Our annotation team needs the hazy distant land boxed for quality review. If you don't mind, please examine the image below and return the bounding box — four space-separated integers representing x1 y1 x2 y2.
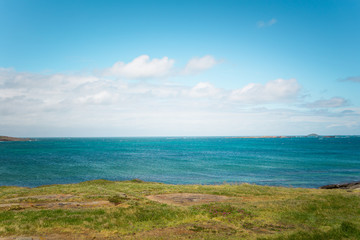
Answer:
0 134 341 141
0 136 30 141
227 134 336 138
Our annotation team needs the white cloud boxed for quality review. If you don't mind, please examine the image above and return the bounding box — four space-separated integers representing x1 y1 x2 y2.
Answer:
183 55 218 75
104 55 175 79
304 97 348 108
229 78 301 103
257 18 277 28
104 55 219 79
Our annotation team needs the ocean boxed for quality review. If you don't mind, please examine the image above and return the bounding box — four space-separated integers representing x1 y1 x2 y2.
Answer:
0 137 359 188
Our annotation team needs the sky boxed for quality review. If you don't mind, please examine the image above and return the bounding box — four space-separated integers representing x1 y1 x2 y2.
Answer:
0 0 360 137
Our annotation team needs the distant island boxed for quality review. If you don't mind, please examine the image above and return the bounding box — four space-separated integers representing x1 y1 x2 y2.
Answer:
226 134 337 139
0 136 31 141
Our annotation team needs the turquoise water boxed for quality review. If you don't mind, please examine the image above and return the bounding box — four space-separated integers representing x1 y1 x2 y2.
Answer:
1 137 359 188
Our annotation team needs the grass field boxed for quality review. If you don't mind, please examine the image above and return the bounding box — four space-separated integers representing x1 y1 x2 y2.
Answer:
0 179 360 239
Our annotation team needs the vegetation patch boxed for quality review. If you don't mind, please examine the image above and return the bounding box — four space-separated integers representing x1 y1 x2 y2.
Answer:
260 221 360 240
108 195 128 205
0 180 359 239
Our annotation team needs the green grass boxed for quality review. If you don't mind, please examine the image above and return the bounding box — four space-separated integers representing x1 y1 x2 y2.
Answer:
0 180 359 239
260 222 360 240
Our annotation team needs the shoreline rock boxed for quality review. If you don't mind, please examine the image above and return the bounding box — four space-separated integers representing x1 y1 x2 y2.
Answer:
320 181 360 189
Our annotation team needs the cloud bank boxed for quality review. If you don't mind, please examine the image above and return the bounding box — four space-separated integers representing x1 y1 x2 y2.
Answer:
305 97 348 108
0 56 357 136
229 78 300 103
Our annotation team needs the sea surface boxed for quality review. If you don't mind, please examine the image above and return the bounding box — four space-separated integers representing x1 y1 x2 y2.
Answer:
1 137 359 188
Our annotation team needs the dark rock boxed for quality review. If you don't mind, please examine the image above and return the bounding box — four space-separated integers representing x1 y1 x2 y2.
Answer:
320 181 360 189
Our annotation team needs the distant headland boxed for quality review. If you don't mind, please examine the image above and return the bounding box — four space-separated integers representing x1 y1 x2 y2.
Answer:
226 134 337 139
0 136 31 141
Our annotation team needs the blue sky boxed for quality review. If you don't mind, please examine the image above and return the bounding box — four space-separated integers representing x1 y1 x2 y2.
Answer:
0 0 359 136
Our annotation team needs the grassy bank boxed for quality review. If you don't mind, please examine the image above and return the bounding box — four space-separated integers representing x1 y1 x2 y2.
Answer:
0 179 360 239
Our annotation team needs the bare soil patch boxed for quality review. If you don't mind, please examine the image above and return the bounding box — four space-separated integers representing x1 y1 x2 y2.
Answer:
3 194 76 202
0 200 112 210
146 193 229 206
0 233 117 240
